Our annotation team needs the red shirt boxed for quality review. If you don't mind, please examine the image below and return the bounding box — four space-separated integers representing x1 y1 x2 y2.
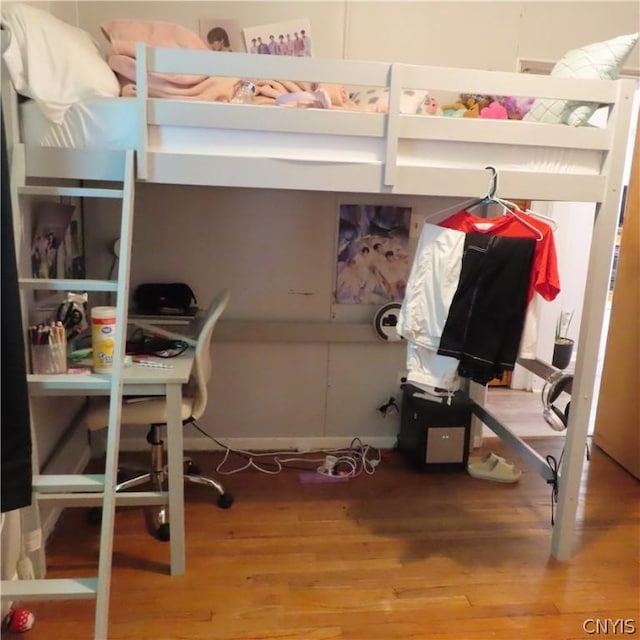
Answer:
439 209 560 303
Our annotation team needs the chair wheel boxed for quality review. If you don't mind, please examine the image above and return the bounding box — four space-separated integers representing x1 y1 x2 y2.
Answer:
217 493 234 509
87 507 102 525
185 461 201 475
155 523 170 542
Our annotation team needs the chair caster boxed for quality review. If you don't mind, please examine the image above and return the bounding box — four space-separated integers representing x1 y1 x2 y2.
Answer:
217 493 234 509
155 523 171 542
184 461 201 475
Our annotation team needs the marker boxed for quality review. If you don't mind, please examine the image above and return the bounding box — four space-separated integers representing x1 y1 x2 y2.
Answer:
132 359 173 369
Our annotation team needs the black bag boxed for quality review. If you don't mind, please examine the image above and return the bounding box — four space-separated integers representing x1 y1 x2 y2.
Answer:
125 332 189 358
133 283 197 315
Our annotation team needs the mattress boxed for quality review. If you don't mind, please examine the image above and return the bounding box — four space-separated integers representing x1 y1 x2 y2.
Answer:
20 97 137 149
20 97 602 175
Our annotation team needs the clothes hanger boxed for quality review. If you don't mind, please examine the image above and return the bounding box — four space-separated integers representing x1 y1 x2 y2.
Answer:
423 197 477 222
522 207 558 231
478 167 557 231
420 167 551 237
476 167 544 241
424 166 503 221
492 196 556 234
463 166 500 213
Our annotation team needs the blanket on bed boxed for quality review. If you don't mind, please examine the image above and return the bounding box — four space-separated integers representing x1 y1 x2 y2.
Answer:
101 18 356 109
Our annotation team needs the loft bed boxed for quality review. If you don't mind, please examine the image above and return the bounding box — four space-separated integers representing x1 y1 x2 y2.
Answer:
2 35 636 563
8 45 630 199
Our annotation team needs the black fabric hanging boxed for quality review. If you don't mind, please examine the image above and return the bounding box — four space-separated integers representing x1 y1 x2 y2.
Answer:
1 110 33 512
437 232 536 385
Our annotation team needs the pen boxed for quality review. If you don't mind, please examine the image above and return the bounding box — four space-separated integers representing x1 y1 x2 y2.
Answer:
132 359 173 369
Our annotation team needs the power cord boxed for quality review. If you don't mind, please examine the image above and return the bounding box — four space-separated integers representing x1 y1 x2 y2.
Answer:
546 447 564 526
190 422 382 477
378 397 399 417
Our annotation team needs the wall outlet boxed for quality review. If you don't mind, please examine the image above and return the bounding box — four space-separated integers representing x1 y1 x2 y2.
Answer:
396 371 407 387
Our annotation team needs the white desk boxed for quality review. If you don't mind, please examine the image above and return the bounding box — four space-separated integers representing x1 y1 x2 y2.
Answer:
28 351 195 576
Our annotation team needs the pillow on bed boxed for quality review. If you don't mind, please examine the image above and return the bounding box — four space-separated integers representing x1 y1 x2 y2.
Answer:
349 87 429 114
524 33 639 126
1 3 120 124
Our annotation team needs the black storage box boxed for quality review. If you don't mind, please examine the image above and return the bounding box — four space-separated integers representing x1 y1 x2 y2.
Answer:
398 385 473 472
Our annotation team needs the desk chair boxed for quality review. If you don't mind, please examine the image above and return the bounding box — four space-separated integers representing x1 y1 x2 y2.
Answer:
85 289 233 541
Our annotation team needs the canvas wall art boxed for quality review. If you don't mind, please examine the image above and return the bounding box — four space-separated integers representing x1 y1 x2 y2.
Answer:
243 18 312 57
199 18 244 52
335 204 411 305
31 199 84 282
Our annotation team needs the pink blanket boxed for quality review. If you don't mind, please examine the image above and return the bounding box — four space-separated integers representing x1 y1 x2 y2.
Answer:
109 54 240 101
101 18 208 58
110 51 356 108
102 18 358 109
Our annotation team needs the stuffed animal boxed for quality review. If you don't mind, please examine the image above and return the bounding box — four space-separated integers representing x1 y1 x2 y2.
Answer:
501 95 535 120
441 98 467 117
419 97 443 116
443 94 492 118
463 97 480 117
480 101 508 119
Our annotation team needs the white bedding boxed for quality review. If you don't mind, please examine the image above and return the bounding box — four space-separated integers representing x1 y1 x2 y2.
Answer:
20 96 601 175
20 97 137 149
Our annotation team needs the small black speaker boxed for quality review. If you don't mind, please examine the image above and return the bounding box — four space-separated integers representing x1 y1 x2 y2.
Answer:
398 385 473 472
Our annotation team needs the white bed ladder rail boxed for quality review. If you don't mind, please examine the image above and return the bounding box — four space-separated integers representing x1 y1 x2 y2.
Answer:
0 144 136 640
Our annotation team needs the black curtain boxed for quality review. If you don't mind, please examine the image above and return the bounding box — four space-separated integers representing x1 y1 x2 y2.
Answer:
1 110 33 512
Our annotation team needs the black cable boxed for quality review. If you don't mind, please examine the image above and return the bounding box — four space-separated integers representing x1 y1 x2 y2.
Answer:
546 447 565 526
378 396 399 416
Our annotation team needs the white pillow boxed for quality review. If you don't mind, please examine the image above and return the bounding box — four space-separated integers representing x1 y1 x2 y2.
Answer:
1 3 120 123
349 86 429 114
524 33 639 126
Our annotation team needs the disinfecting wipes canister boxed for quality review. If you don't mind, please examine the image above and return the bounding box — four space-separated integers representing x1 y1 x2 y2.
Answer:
91 306 117 373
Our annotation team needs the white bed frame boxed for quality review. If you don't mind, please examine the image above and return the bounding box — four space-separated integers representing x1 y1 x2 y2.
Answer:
3 44 636 562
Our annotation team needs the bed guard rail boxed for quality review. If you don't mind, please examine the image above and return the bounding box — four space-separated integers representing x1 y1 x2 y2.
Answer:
134 43 634 199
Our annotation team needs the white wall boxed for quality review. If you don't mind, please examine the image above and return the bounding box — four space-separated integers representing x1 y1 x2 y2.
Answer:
23 1 640 450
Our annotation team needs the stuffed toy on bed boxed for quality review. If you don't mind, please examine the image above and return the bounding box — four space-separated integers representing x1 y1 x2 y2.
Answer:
442 93 534 120
418 97 443 116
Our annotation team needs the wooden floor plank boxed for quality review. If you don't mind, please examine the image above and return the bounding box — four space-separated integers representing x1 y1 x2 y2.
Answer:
13 437 639 640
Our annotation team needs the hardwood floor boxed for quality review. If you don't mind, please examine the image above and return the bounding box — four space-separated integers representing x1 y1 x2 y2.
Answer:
485 387 565 439
18 437 639 640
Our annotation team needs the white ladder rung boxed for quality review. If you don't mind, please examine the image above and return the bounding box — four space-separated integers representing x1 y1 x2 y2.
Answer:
18 278 118 292
27 374 111 394
0 578 98 601
33 474 105 493
18 185 124 199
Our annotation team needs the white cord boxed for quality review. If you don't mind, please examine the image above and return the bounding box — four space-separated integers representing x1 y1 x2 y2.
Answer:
191 423 382 477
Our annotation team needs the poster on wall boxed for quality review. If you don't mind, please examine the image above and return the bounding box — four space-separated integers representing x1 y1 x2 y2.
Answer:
198 18 244 52
31 200 85 299
334 204 412 305
243 18 312 56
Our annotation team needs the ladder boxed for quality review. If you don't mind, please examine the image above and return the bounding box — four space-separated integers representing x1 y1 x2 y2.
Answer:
0 143 136 640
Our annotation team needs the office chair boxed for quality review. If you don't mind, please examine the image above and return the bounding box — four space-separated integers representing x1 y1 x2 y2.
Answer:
84 289 233 541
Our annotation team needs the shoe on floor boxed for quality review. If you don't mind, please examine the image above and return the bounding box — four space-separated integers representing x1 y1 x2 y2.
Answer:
467 452 522 483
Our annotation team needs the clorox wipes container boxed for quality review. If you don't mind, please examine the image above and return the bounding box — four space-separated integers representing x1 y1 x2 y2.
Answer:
91 306 117 373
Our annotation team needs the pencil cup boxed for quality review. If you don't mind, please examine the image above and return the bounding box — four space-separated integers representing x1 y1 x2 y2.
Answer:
91 306 117 373
30 343 67 375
